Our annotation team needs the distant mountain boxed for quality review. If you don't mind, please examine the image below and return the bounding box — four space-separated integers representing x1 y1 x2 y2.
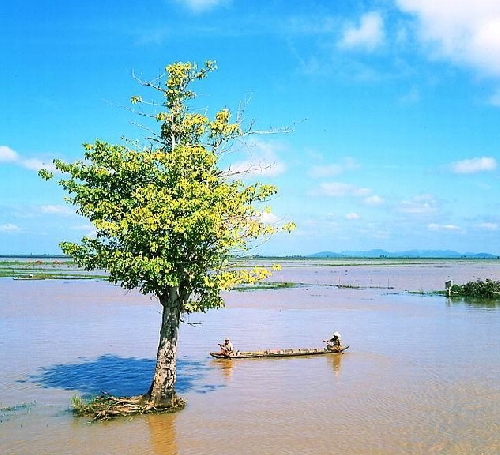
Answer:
310 250 499 259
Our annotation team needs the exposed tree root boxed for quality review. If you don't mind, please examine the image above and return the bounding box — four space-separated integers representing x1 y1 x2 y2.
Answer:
72 392 186 421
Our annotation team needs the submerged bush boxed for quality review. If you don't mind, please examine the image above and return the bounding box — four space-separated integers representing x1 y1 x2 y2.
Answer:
451 279 500 299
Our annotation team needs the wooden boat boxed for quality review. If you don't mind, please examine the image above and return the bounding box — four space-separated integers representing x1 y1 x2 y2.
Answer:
210 345 349 359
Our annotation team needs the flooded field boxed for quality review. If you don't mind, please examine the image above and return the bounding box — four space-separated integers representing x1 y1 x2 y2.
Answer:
1 259 500 454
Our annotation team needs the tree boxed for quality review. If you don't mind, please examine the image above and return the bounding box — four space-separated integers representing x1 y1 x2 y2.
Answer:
40 61 294 414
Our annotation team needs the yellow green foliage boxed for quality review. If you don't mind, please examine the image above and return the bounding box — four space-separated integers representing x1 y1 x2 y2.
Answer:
40 61 294 313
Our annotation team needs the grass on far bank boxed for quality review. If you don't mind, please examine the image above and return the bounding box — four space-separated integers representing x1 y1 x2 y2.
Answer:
0 259 107 280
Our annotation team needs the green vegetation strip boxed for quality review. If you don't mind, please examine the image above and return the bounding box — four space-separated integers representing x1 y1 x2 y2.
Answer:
411 279 500 302
235 281 300 291
0 402 36 422
0 260 107 280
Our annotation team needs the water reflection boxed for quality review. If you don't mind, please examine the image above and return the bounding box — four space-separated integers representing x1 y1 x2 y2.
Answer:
447 296 500 309
327 353 343 377
210 352 345 380
210 359 234 381
147 413 178 455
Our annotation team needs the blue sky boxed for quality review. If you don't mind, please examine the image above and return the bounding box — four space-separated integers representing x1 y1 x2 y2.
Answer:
1 0 500 256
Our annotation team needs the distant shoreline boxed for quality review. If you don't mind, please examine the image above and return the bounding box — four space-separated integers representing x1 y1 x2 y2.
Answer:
1 254 499 261
0 255 69 259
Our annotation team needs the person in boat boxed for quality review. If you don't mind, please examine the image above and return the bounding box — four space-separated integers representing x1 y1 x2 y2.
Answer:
218 338 235 357
323 331 342 349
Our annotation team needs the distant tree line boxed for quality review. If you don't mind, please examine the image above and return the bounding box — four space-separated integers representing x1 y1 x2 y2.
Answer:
451 279 500 298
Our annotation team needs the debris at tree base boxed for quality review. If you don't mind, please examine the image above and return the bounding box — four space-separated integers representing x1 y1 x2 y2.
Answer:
72 393 186 420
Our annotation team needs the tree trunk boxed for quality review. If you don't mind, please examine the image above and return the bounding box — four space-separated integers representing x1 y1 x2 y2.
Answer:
144 287 182 408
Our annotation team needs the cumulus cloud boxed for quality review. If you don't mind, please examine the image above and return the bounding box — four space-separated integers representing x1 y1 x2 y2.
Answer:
68 223 97 238
396 0 500 77
176 0 228 13
399 194 438 215
476 222 498 231
363 195 384 205
345 212 359 220
260 212 280 225
71 224 94 231
0 223 20 232
309 157 358 177
316 182 371 197
22 158 53 172
489 89 500 106
227 139 287 178
314 182 384 209
286 15 339 35
229 160 285 177
450 156 497 173
399 86 421 104
0 146 19 162
0 145 55 172
40 205 75 216
427 223 461 232
339 11 385 51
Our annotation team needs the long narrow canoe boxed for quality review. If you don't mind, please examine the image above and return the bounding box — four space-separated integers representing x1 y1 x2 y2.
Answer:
210 345 349 359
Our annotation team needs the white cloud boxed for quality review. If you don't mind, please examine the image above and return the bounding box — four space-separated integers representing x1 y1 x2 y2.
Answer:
399 86 420 104
489 88 500 106
0 145 55 172
22 158 53 172
427 223 461 232
399 194 438 215
228 139 287 178
345 212 359 220
0 146 19 162
229 160 285 177
396 0 500 77
363 195 384 205
71 224 94 231
339 11 385 51
70 224 97 238
309 157 358 177
260 212 280 225
286 15 338 35
450 156 497 173
476 222 498 231
0 223 20 232
176 0 228 13
316 182 371 197
41 205 75 216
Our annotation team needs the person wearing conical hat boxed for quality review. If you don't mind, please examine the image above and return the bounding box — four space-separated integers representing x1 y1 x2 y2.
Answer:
323 331 341 348
218 337 234 357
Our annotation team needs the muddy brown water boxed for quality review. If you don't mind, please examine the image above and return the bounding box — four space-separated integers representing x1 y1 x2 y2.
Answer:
1 259 500 454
